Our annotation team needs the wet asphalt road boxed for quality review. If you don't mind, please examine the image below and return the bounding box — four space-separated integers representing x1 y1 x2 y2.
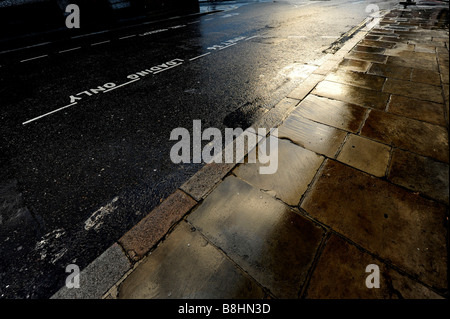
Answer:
0 0 398 298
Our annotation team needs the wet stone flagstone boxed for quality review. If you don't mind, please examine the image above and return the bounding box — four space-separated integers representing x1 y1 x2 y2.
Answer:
383 78 443 104
410 68 442 86
292 94 367 132
337 134 391 177
360 109 448 163
360 39 396 49
337 59 371 72
347 52 388 63
387 95 446 126
118 222 265 299
313 81 390 110
325 70 386 91
386 55 439 72
388 149 449 204
277 113 347 158
233 138 324 206
188 176 325 298
368 63 412 80
301 160 448 290
353 45 386 54
306 235 443 299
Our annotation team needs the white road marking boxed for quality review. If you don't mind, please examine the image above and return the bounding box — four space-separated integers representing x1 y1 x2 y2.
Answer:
205 18 214 21
91 40 110 46
119 34 136 40
20 54 48 63
153 63 183 74
22 102 78 125
0 42 51 55
187 20 200 24
71 30 109 39
102 79 140 93
245 35 260 41
84 197 119 231
189 52 211 61
218 42 237 50
59 47 81 53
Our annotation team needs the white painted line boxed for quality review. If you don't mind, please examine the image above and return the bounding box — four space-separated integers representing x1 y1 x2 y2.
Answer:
22 102 77 125
20 55 48 63
103 79 140 93
153 63 183 74
71 30 109 39
0 42 52 55
91 40 110 46
119 34 136 40
205 18 214 21
218 43 237 50
187 20 200 24
245 35 260 41
189 52 211 61
59 47 82 53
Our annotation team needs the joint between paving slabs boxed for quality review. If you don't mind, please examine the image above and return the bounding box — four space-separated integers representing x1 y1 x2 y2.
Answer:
184 219 276 299
298 231 332 299
294 207 449 298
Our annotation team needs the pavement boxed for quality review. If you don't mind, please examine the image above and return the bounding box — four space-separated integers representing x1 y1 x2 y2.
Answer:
49 2 449 299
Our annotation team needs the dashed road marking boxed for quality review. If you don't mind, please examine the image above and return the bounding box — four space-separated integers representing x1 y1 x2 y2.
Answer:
189 52 211 61
71 30 109 39
119 34 137 40
218 42 237 50
22 102 78 125
20 55 48 63
0 42 51 55
245 35 260 41
59 47 82 53
91 40 110 46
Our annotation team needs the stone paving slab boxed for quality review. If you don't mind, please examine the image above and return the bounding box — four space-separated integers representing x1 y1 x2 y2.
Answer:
387 95 446 126
410 68 441 86
388 149 449 204
367 62 412 80
360 109 449 163
313 80 390 109
290 94 368 133
188 176 325 298
385 55 439 72
277 113 347 158
301 160 447 290
337 58 371 72
336 134 391 177
383 78 444 104
233 138 324 206
305 235 443 299
118 222 266 299
325 69 386 91
347 51 389 63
